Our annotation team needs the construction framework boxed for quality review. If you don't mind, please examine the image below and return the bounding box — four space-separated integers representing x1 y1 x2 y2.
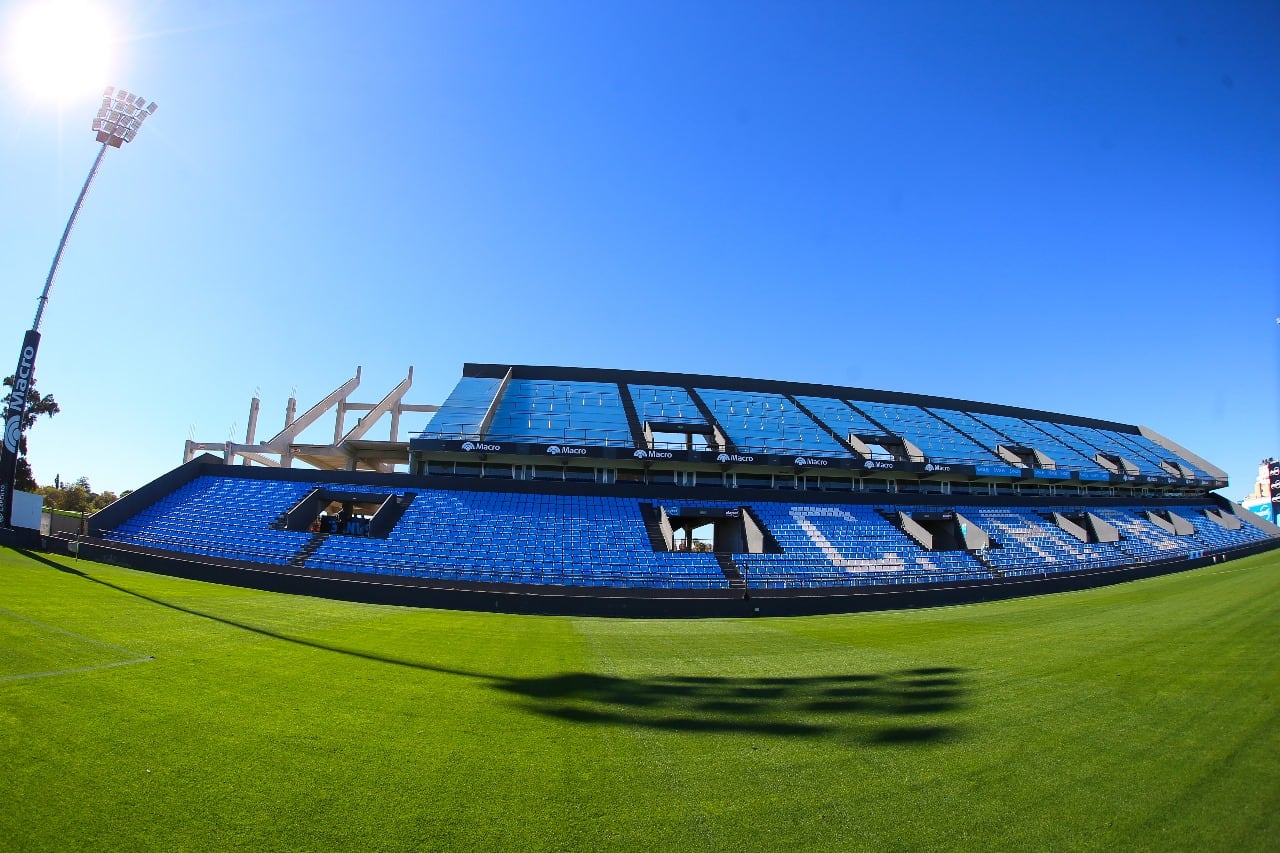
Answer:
184 367 438 473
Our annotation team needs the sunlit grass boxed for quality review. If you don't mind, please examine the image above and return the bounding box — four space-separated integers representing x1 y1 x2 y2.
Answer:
1 546 1277 849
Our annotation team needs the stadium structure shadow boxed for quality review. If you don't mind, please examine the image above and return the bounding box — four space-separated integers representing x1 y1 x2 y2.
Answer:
490 667 968 744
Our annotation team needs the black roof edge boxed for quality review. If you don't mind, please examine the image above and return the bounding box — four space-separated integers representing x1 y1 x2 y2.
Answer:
461 363 1140 433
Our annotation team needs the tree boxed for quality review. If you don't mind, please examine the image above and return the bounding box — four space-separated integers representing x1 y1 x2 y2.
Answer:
39 478 128 514
2 375 60 491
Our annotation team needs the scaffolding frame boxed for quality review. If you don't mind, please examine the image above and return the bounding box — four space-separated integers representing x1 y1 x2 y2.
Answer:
184 367 438 473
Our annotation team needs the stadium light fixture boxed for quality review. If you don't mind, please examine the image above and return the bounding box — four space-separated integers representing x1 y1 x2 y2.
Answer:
0 86 158 528
92 86 158 150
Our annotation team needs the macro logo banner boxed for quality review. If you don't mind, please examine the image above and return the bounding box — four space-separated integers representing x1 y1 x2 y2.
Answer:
1270 460 1280 518
0 330 41 527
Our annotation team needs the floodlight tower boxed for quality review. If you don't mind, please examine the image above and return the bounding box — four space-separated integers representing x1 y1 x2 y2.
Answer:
0 87 158 527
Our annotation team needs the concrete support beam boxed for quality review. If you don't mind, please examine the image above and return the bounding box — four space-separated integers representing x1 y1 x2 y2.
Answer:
1145 510 1178 535
1204 507 1242 531
955 513 990 550
1053 512 1090 543
1085 513 1121 543
342 368 413 442
898 511 934 550
997 445 1027 467
263 368 362 449
186 367 437 473
1220 498 1280 536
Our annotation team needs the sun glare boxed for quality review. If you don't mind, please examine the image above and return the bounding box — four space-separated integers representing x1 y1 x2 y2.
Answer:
7 0 115 101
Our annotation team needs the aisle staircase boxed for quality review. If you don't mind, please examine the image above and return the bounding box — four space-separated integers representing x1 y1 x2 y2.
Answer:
290 533 329 568
715 553 747 591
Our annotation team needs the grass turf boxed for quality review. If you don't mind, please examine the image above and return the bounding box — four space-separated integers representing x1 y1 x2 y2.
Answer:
0 545 1277 850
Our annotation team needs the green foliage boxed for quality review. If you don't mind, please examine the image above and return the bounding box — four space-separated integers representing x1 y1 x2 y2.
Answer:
0 548 1278 849
36 478 127 514
2 375 59 489
14 458 36 493
1 375 59 458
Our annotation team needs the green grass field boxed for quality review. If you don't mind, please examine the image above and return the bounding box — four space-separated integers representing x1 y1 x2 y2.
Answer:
1 546 1277 851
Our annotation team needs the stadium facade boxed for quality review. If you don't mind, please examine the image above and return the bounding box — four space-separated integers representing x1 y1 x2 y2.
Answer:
76 363 1280 617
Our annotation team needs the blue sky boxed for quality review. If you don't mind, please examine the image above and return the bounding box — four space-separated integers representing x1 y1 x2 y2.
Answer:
0 0 1276 497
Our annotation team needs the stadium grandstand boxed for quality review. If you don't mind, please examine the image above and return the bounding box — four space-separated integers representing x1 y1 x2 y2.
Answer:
68 363 1280 617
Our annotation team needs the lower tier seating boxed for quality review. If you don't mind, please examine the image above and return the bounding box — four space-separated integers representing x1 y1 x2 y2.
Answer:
99 475 1275 591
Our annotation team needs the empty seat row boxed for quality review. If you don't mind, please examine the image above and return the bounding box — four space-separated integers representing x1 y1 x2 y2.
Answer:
100 475 1273 591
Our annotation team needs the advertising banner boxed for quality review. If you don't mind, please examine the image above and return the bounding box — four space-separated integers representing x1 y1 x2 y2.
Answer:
664 506 743 519
0 330 41 527
409 439 1204 489
410 438 988 480
1270 460 1280 518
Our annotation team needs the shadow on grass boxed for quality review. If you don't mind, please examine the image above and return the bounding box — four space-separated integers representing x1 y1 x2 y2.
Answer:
19 548 969 745
489 668 969 743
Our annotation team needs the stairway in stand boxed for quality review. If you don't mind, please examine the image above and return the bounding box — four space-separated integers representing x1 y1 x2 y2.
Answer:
290 533 329 568
715 553 748 591
970 549 1005 577
637 503 669 551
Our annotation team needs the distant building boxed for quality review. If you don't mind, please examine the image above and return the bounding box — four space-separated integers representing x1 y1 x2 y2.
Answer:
1240 458 1280 524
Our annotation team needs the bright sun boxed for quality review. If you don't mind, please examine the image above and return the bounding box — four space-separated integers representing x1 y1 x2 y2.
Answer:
7 0 115 101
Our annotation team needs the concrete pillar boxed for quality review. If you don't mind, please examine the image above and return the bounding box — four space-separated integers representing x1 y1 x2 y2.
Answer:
1085 513 1121 543
898 512 934 549
244 397 260 466
955 513 990 549
1053 512 1090 543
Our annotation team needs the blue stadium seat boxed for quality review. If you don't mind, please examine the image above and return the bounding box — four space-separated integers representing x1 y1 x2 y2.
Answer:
99 475 1273 592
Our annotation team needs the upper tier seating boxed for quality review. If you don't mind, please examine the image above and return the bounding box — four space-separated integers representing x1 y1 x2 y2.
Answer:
966 412 1105 475
1071 427 1211 480
696 390 851 458
792 395 889 444
415 376 502 440
630 385 708 427
1057 425 1168 477
1115 433 1210 479
484 379 634 447
850 401 1004 466
414 372 1213 483
1027 420 1125 476
926 409 1017 464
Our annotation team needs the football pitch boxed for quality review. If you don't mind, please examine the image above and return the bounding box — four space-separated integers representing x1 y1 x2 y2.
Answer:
1 546 1277 850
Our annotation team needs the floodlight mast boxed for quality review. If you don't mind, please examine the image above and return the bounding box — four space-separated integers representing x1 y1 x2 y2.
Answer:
0 87 158 528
